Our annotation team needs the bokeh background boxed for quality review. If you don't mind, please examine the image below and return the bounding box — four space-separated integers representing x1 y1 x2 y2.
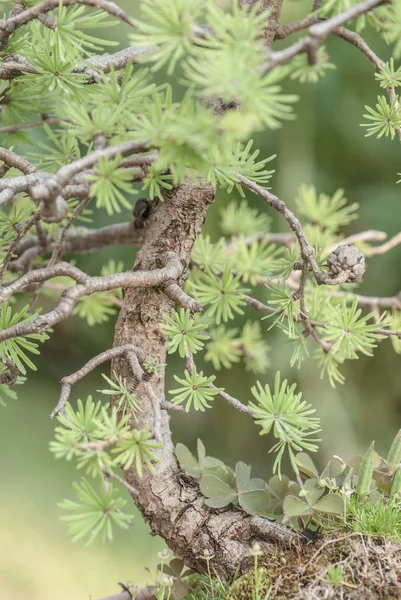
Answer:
1 0 401 598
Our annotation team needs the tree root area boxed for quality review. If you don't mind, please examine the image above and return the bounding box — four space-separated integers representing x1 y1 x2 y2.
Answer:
227 533 401 599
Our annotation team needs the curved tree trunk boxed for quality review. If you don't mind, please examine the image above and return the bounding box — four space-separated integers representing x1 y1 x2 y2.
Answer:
111 181 297 579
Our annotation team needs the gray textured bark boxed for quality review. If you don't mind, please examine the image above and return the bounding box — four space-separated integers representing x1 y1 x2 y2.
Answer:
111 180 297 579
240 0 284 46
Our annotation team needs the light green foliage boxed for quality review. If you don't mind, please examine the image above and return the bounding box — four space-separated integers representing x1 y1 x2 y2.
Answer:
323 298 390 359
294 184 358 232
189 266 247 324
290 47 336 84
59 478 133 545
205 142 276 197
130 0 203 74
23 24 87 94
73 293 117 326
191 235 227 274
161 308 209 358
220 200 271 237
54 396 102 446
315 350 345 388
375 0 401 59
141 165 174 201
241 321 270 374
375 58 401 89
228 238 280 285
169 367 223 411
73 259 124 325
267 246 301 280
114 426 162 476
86 154 137 215
264 281 300 337
361 96 401 140
286 327 310 369
204 326 242 370
203 321 269 372
390 309 401 353
0 304 49 374
94 63 155 116
28 125 82 172
249 373 321 475
181 3 298 130
98 373 141 418
54 4 119 58
50 397 162 539
51 397 160 478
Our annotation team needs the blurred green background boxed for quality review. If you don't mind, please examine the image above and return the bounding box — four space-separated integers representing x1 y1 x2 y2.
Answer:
1 0 401 598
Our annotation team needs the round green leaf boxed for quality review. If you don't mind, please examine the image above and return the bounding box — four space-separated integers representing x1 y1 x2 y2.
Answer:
200 474 237 502
176 443 201 479
239 490 274 516
283 495 312 518
296 452 318 478
313 494 344 515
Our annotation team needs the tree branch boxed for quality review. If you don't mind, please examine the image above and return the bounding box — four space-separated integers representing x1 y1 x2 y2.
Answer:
11 221 143 271
0 117 62 135
0 253 183 344
0 0 133 48
30 140 149 213
0 147 37 174
0 211 41 282
237 173 347 286
264 0 386 71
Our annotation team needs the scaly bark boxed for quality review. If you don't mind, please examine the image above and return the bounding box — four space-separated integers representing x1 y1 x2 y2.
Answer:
240 0 284 46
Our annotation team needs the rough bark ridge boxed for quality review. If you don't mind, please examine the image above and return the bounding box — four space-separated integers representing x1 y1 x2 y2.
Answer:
112 181 296 579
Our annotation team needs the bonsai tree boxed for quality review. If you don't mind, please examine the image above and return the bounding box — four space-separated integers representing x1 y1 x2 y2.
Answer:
1 0 401 598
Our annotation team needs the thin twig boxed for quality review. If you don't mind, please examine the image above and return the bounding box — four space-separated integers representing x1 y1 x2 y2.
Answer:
0 211 40 282
162 281 203 313
0 117 63 134
28 197 92 310
367 232 401 256
50 344 145 418
264 0 386 72
102 468 139 498
13 221 142 267
213 386 254 417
